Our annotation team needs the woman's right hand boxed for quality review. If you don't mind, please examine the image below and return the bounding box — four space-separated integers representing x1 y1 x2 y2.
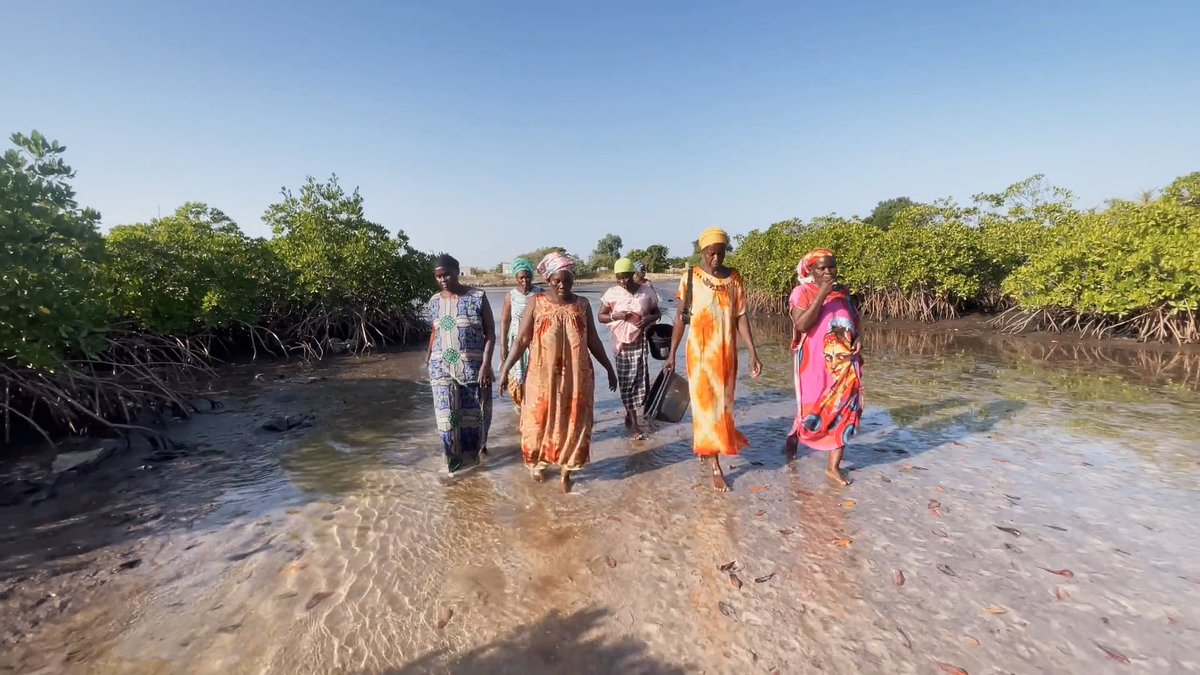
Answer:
662 353 677 374
498 372 509 395
817 276 838 296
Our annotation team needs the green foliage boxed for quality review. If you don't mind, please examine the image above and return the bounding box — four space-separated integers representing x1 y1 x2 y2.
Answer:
729 173 1200 341
263 175 434 318
625 244 671 272
591 234 622 264
1003 195 1200 317
866 196 915 230
104 203 275 334
0 131 108 371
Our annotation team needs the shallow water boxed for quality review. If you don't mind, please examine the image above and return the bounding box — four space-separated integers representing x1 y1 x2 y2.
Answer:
3 288 1200 674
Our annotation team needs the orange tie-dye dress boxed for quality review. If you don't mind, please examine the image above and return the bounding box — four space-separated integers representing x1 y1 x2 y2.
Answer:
520 295 595 473
676 267 750 456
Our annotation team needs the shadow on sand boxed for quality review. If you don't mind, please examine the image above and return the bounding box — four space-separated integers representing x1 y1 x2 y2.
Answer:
380 607 691 675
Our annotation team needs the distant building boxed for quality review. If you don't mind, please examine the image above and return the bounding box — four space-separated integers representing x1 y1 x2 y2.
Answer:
501 262 512 275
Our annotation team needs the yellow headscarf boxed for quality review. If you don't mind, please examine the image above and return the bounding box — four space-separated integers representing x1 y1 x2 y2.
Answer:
698 227 729 251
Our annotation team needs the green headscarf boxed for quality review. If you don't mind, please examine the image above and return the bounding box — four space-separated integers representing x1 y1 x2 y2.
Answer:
511 257 535 277
613 257 636 275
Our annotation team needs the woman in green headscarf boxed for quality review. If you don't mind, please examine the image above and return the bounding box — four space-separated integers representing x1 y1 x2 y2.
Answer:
499 257 541 412
599 257 661 437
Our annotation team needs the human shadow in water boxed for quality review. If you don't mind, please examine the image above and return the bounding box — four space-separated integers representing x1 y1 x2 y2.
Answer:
380 606 693 675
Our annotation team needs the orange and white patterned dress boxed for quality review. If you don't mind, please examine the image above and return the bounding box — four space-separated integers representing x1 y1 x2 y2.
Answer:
676 267 750 456
520 295 595 472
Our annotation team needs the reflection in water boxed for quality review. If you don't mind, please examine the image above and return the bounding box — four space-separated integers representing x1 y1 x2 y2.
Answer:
3 296 1200 674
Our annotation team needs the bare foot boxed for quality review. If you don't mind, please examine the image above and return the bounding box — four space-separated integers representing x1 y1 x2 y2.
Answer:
561 472 574 494
532 468 547 483
624 413 633 428
826 469 852 486
784 434 798 462
711 460 729 492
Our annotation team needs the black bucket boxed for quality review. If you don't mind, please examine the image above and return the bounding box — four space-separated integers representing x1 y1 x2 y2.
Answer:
646 324 673 360
645 368 689 423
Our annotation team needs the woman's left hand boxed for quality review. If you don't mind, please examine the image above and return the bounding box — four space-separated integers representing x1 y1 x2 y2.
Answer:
850 339 862 356
607 368 618 392
479 365 494 389
749 354 763 379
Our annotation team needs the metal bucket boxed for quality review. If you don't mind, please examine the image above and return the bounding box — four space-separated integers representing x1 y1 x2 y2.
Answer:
645 368 690 423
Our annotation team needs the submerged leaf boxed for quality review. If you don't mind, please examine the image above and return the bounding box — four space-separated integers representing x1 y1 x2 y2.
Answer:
841 500 857 508
749 485 768 493
936 663 969 675
605 556 618 569
779 529 795 536
755 509 767 517
729 572 743 590
995 526 1022 537
1055 588 1070 601
436 608 454 630
984 605 1007 615
832 538 852 548
718 560 738 572
932 529 949 538
718 601 738 620
936 564 958 577
755 573 775 584
305 591 333 611
1041 567 1074 578
963 636 980 647
892 570 905 586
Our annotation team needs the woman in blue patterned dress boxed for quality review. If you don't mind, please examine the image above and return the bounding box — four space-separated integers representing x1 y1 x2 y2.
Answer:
425 254 495 474
499 257 541 413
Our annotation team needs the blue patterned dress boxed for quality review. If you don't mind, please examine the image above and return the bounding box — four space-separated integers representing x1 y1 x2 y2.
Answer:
427 289 492 472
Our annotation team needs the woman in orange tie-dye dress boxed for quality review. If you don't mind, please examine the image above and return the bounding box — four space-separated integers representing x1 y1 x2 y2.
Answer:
665 227 763 491
498 252 617 493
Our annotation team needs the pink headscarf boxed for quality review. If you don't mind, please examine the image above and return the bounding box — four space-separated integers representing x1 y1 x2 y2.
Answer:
796 248 835 283
537 252 576 281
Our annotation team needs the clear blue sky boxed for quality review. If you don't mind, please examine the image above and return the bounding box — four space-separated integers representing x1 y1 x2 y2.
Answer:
3 1 1197 267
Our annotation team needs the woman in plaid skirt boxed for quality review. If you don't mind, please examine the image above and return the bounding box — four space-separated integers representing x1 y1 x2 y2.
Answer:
599 257 662 439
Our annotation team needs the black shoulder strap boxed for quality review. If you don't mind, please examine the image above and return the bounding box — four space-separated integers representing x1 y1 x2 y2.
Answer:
684 268 694 316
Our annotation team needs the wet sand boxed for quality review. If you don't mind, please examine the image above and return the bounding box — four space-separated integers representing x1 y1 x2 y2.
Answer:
3 295 1200 674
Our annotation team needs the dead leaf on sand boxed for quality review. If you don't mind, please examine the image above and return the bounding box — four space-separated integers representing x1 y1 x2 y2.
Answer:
718 601 738 620
749 485 768 493
995 526 1022 537
779 529 795 536
755 509 767 517
928 499 942 518
1041 567 1074 578
892 570 905 586
436 608 454 630
1095 644 1131 664
932 529 949 538
605 556 617 569
984 605 1007 615
718 560 738 572
841 499 856 508
832 538 852 548
936 563 957 577
755 573 775 584
936 663 969 675
1055 588 1070 601
729 572 743 590
963 636 980 647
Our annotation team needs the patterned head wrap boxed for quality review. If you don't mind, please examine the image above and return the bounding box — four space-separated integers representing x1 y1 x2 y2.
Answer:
537 252 576 281
797 248 835 283
698 227 729 251
634 261 646 274
511 257 534 278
